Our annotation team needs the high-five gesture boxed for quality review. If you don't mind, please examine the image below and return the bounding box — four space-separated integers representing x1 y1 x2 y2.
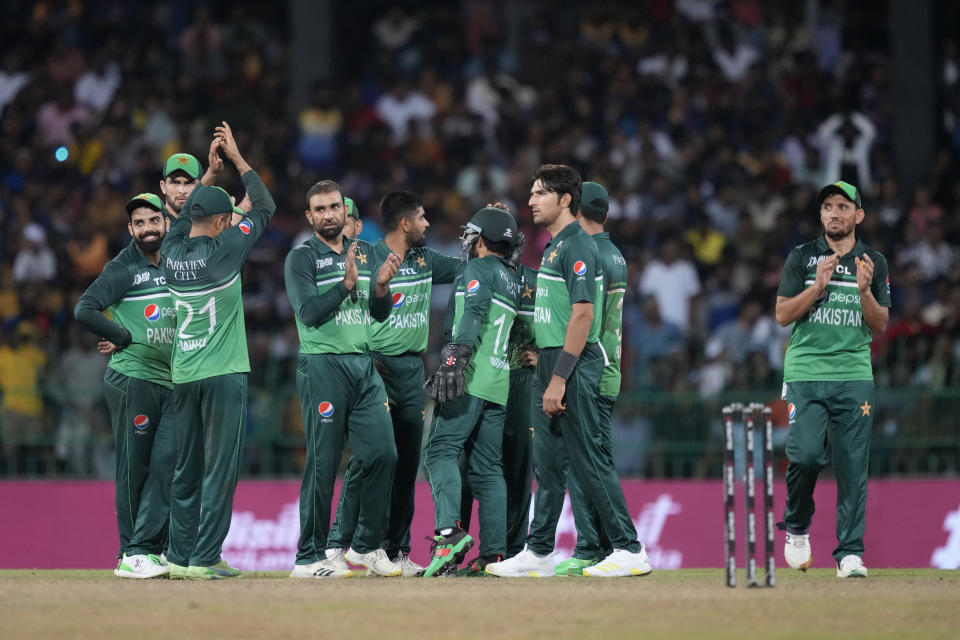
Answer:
214 121 252 174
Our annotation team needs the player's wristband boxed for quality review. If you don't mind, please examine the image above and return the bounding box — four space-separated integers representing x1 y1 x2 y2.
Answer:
552 350 579 381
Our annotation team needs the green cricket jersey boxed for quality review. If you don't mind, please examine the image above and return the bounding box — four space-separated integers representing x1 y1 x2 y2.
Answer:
450 255 521 405
368 241 460 355
74 240 175 389
161 170 276 383
778 235 891 382
508 264 537 370
533 221 603 348
284 235 392 354
593 232 627 397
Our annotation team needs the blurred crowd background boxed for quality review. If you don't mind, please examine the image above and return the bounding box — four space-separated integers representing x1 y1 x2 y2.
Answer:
1 0 958 478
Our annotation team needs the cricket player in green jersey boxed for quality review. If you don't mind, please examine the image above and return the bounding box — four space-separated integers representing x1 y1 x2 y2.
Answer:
287 180 403 579
74 193 176 579
487 165 651 578
343 196 362 238
421 206 521 577
161 122 276 580
327 190 460 577
547 181 626 576
159 139 223 221
775 181 890 579
456 205 538 574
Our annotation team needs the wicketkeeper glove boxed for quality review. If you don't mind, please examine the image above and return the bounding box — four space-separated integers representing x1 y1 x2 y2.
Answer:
424 343 473 403
508 231 526 271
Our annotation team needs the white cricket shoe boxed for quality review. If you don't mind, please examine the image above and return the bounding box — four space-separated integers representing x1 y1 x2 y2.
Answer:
836 555 867 578
582 547 652 577
394 550 425 577
325 547 350 572
345 548 402 577
114 553 169 579
784 532 812 570
485 547 555 578
290 559 353 579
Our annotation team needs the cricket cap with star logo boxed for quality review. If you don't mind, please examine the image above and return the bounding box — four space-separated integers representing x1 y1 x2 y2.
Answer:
817 180 862 209
125 193 164 215
163 153 201 180
466 206 519 247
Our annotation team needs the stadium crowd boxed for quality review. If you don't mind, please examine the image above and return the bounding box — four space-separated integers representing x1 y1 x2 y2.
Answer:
1 0 959 476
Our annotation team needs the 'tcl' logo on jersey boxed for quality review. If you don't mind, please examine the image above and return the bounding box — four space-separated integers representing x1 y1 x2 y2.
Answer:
467 280 480 293
144 304 161 322
238 220 252 235
573 261 586 276
392 292 406 309
133 414 150 430
318 402 334 417
788 403 797 420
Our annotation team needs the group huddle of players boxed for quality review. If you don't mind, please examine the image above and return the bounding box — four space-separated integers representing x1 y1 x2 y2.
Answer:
75 122 653 580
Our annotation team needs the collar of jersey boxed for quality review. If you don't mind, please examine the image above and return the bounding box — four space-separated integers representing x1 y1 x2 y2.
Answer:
815 234 863 259
548 220 583 246
312 234 356 255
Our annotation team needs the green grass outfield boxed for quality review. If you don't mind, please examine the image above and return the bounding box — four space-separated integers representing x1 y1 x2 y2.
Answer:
1 569 957 639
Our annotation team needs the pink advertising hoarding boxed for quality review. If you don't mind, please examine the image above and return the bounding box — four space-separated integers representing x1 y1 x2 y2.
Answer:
1 479 958 570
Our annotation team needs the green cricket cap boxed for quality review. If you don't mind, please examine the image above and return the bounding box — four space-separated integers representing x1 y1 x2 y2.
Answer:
345 196 360 220
818 181 862 209
163 153 201 179
581 181 609 218
189 185 233 217
125 193 164 214
466 206 519 246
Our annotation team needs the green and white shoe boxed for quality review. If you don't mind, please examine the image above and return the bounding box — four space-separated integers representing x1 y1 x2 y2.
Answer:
553 556 599 576
836 555 868 578
212 560 243 578
114 553 169 579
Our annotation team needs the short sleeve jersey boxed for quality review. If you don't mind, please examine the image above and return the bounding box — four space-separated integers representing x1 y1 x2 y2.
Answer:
593 232 628 397
78 241 175 388
508 264 538 370
369 241 461 355
285 235 382 354
161 171 276 384
533 221 603 348
777 235 891 382
450 255 521 405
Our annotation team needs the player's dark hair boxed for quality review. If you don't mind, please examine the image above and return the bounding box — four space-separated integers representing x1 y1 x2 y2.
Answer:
306 180 343 208
380 190 423 232
483 239 512 258
579 204 607 225
533 164 581 216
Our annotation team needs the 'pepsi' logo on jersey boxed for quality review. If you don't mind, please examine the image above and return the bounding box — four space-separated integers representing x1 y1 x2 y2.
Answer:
788 403 796 420
144 304 160 322
573 261 587 276
238 220 252 235
467 280 480 293
318 402 334 417
133 414 149 430
392 292 406 309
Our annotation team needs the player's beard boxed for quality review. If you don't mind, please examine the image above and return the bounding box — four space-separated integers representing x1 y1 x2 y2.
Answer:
409 229 427 248
468 241 479 260
317 220 344 239
135 231 163 254
824 224 853 242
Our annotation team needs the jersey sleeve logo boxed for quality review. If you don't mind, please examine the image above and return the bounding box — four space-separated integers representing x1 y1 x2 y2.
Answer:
392 292 406 309
144 304 160 322
318 402 334 417
467 279 480 293
238 220 252 235
133 414 150 430
573 261 586 276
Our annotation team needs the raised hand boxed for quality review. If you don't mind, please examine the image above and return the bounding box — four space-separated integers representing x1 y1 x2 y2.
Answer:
815 253 839 292
343 242 359 291
855 253 874 293
377 252 401 288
